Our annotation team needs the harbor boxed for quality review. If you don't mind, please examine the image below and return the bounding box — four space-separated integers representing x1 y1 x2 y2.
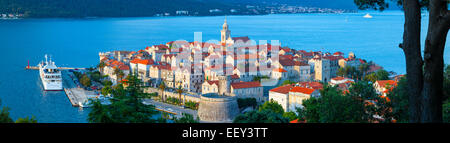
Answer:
62 70 97 107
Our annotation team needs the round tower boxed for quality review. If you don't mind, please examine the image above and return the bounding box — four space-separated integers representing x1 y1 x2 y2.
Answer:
197 93 239 123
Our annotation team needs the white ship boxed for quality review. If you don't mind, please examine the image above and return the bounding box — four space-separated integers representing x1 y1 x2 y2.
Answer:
39 55 63 91
363 13 373 18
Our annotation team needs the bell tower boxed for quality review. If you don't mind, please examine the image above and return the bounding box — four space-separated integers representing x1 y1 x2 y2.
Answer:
221 16 231 45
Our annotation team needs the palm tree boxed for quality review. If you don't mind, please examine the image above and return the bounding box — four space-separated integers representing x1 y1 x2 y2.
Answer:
359 63 370 78
176 86 183 106
159 81 166 102
97 62 106 73
114 68 125 81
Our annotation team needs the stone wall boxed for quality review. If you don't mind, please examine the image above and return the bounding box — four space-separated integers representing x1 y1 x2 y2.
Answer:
197 94 239 123
144 87 201 103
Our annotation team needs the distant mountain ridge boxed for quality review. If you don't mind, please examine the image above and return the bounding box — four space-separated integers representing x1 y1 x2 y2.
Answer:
0 0 400 18
0 0 252 18
218 0 360 9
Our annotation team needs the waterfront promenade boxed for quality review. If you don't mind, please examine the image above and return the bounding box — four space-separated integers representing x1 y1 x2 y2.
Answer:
62 70 97 107
143 99 198 120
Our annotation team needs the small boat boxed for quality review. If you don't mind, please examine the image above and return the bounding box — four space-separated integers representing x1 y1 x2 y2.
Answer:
363 13 373 18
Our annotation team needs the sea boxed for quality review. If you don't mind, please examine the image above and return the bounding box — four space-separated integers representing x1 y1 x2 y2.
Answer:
0 10 448 123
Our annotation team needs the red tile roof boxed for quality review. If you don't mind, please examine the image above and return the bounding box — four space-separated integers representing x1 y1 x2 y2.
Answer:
130 58 154 65
294 61 309 66
279 59 295 66
230 74 240 79
231 81 261 89
331 76 352 81
376 80 397 88
206 80 219 86
269 85 293 94
323 55 344 61
273 68 287 72
297 82 323 90
290 87 315 95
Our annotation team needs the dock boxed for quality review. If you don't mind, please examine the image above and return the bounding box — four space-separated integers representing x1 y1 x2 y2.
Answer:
62 70 97 107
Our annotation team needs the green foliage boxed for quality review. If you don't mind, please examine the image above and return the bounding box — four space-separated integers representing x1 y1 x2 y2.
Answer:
363 69 390 83
102 80 113 87
353 0 391 11
233 109 289 123
444 65 450 101
101 86 112 96
0 100 13 123
375 69 390 80
15 116 38 123
302 82 391 123
385 77 409 122
174 113 199 123
185 101 199 110
237 98 257 109
253 75 270 82
444 100 450 123
281 80 295 86
259 99 284 115
282 111 298 121
166 97 181 105
88 73 159 123
1 99 37 123
80 73 92 87
337 66 363 80
90 71 102 82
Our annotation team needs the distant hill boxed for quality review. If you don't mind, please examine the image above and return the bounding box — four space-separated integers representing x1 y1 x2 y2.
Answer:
0 0 401 18
0 0 255 18
217 0 401 10
217 0 359 9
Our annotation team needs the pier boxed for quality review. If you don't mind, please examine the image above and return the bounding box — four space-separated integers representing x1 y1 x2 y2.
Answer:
62 70 98 107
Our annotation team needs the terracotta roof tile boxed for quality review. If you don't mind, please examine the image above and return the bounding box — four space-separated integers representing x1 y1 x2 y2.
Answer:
231 81 261 89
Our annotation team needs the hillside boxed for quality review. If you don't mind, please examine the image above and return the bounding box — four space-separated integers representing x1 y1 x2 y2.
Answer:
0 0 256 18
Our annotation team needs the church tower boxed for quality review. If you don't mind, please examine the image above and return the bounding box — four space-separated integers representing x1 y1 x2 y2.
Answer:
218 75 231 96
221 17 231 45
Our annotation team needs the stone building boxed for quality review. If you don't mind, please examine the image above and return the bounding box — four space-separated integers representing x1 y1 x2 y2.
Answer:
197 93 239 123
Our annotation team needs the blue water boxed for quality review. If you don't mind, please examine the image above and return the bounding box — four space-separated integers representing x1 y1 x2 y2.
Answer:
0 11 448 123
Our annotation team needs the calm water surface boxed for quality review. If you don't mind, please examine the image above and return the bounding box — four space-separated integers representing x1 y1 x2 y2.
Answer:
0 11 448 122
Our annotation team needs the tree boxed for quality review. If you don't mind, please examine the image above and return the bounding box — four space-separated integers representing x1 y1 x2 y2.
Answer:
237 98 257 109
80 73 91 87
113 68 124 81
1 99 38 123
386 77 410 122
90 71 102 82
354 0 449 122
0 100 13 123
176 86 183 106
375 69 390 80
301 83 388 123
15 116 38 123
259 99 285 115
233 109 289 123
97 61 106 73
359 63 370 77
159 81 166 102
174 113 199 123
282 111 298 121
281 80 295 86
88 73 159 123
444 100 450 123
101 86 112 96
